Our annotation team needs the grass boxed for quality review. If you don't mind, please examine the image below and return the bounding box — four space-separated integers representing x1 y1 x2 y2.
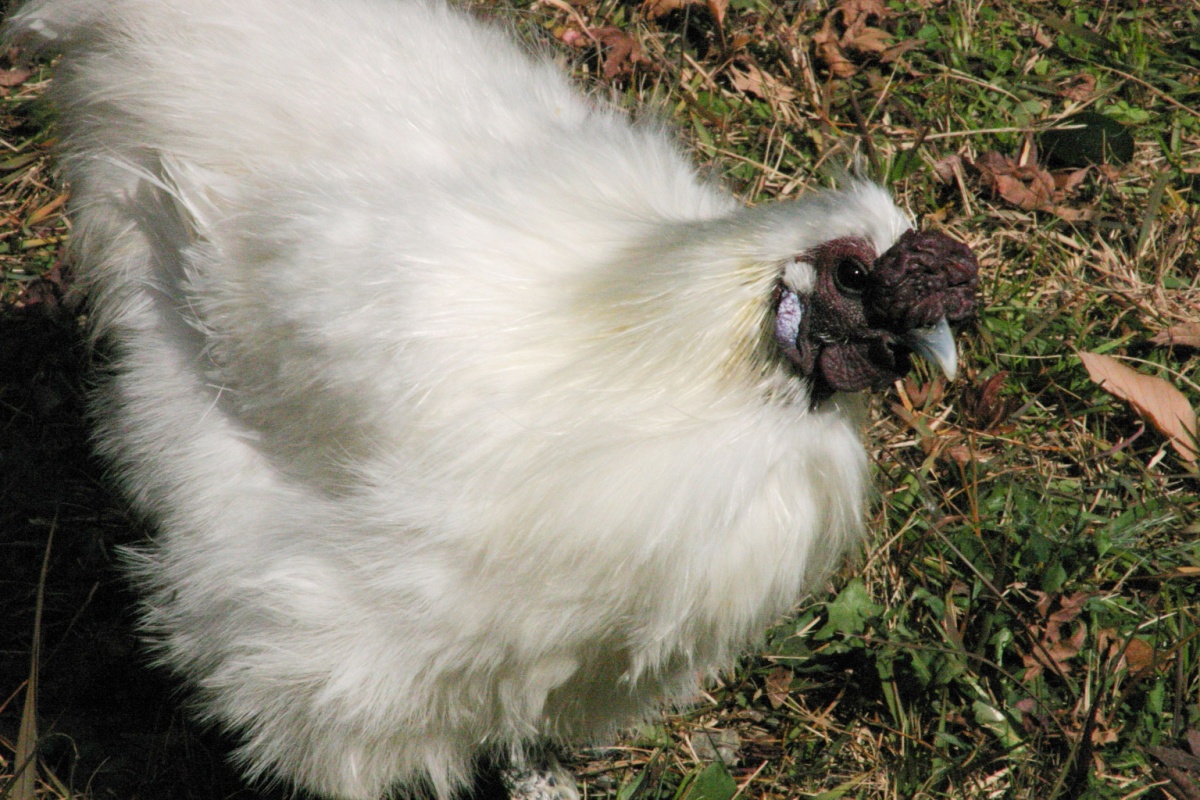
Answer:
2 0 1199 798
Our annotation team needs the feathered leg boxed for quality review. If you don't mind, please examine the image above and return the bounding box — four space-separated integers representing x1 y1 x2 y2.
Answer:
499 752 579 800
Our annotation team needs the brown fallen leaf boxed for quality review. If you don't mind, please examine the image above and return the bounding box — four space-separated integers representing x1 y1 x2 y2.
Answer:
844 23 892 55
1092 725 1120 747
1153 323 1200 350
1079 351 1198 463
880 38 921 64
1124 637 1158 677
1022 620 1086 680
642 0 685 18
812 0 902 78
962 371 1015 431
765 666 793 709
900 373 946 409
832 0 890 27
1058 72 1098 102
994 171 1055 210
945 442 994 466
1046 590 1090 628
932 154 964 185
561 27 647 79
1053 166 1090 194
0 67 32 87
728 61 797 102
812 33 856 77
973 146 1092 221
643 0 728 30
1021 591 1095 682
707 0 728 31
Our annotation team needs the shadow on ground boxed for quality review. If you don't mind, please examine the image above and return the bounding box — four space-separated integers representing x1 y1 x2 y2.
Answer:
0 280 517 799
0 286 293 799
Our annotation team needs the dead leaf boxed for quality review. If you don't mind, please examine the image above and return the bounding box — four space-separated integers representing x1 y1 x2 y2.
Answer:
812 0 903 78
932 154 963 185
1125 638 1157 677
812 22 857 78
1059 72 1097 102
643 0 727 30
707 0 728 30
562 27 647 79
994 172 1054 210
765 666 793 709
1022 621 1086 680
1021 592 1096 681
1047 591 1090 628
901 373 946 409
1080 351 1199 463
1153 323 1200 350
846 24 893 54
1053 167 1090 193
945 443 992 466
728 62 797 102
0 67 32 87
841 0 889 16
972 147 1093 221
1052 623 1086 659
1046 204 1093 222
643 0 688 18
963 371 1015 431
1033 591 1054 618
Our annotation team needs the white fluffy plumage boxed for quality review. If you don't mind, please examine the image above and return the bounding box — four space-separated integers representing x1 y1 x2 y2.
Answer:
5 1 923 797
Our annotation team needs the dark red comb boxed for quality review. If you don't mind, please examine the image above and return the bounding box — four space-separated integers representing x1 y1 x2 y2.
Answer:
866 230 978 331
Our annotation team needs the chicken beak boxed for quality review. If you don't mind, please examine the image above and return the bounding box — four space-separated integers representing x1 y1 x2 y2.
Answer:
904 318 957 381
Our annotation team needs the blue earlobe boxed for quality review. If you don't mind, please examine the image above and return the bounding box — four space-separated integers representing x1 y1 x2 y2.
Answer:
774 289 804 365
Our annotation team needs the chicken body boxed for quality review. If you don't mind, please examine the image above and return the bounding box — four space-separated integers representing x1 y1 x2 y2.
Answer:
5 1 963 798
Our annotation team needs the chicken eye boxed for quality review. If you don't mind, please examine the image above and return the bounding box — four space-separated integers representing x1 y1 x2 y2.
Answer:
833 256 870 295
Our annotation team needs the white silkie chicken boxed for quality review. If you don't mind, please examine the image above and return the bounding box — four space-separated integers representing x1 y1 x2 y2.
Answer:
5 0 978 798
